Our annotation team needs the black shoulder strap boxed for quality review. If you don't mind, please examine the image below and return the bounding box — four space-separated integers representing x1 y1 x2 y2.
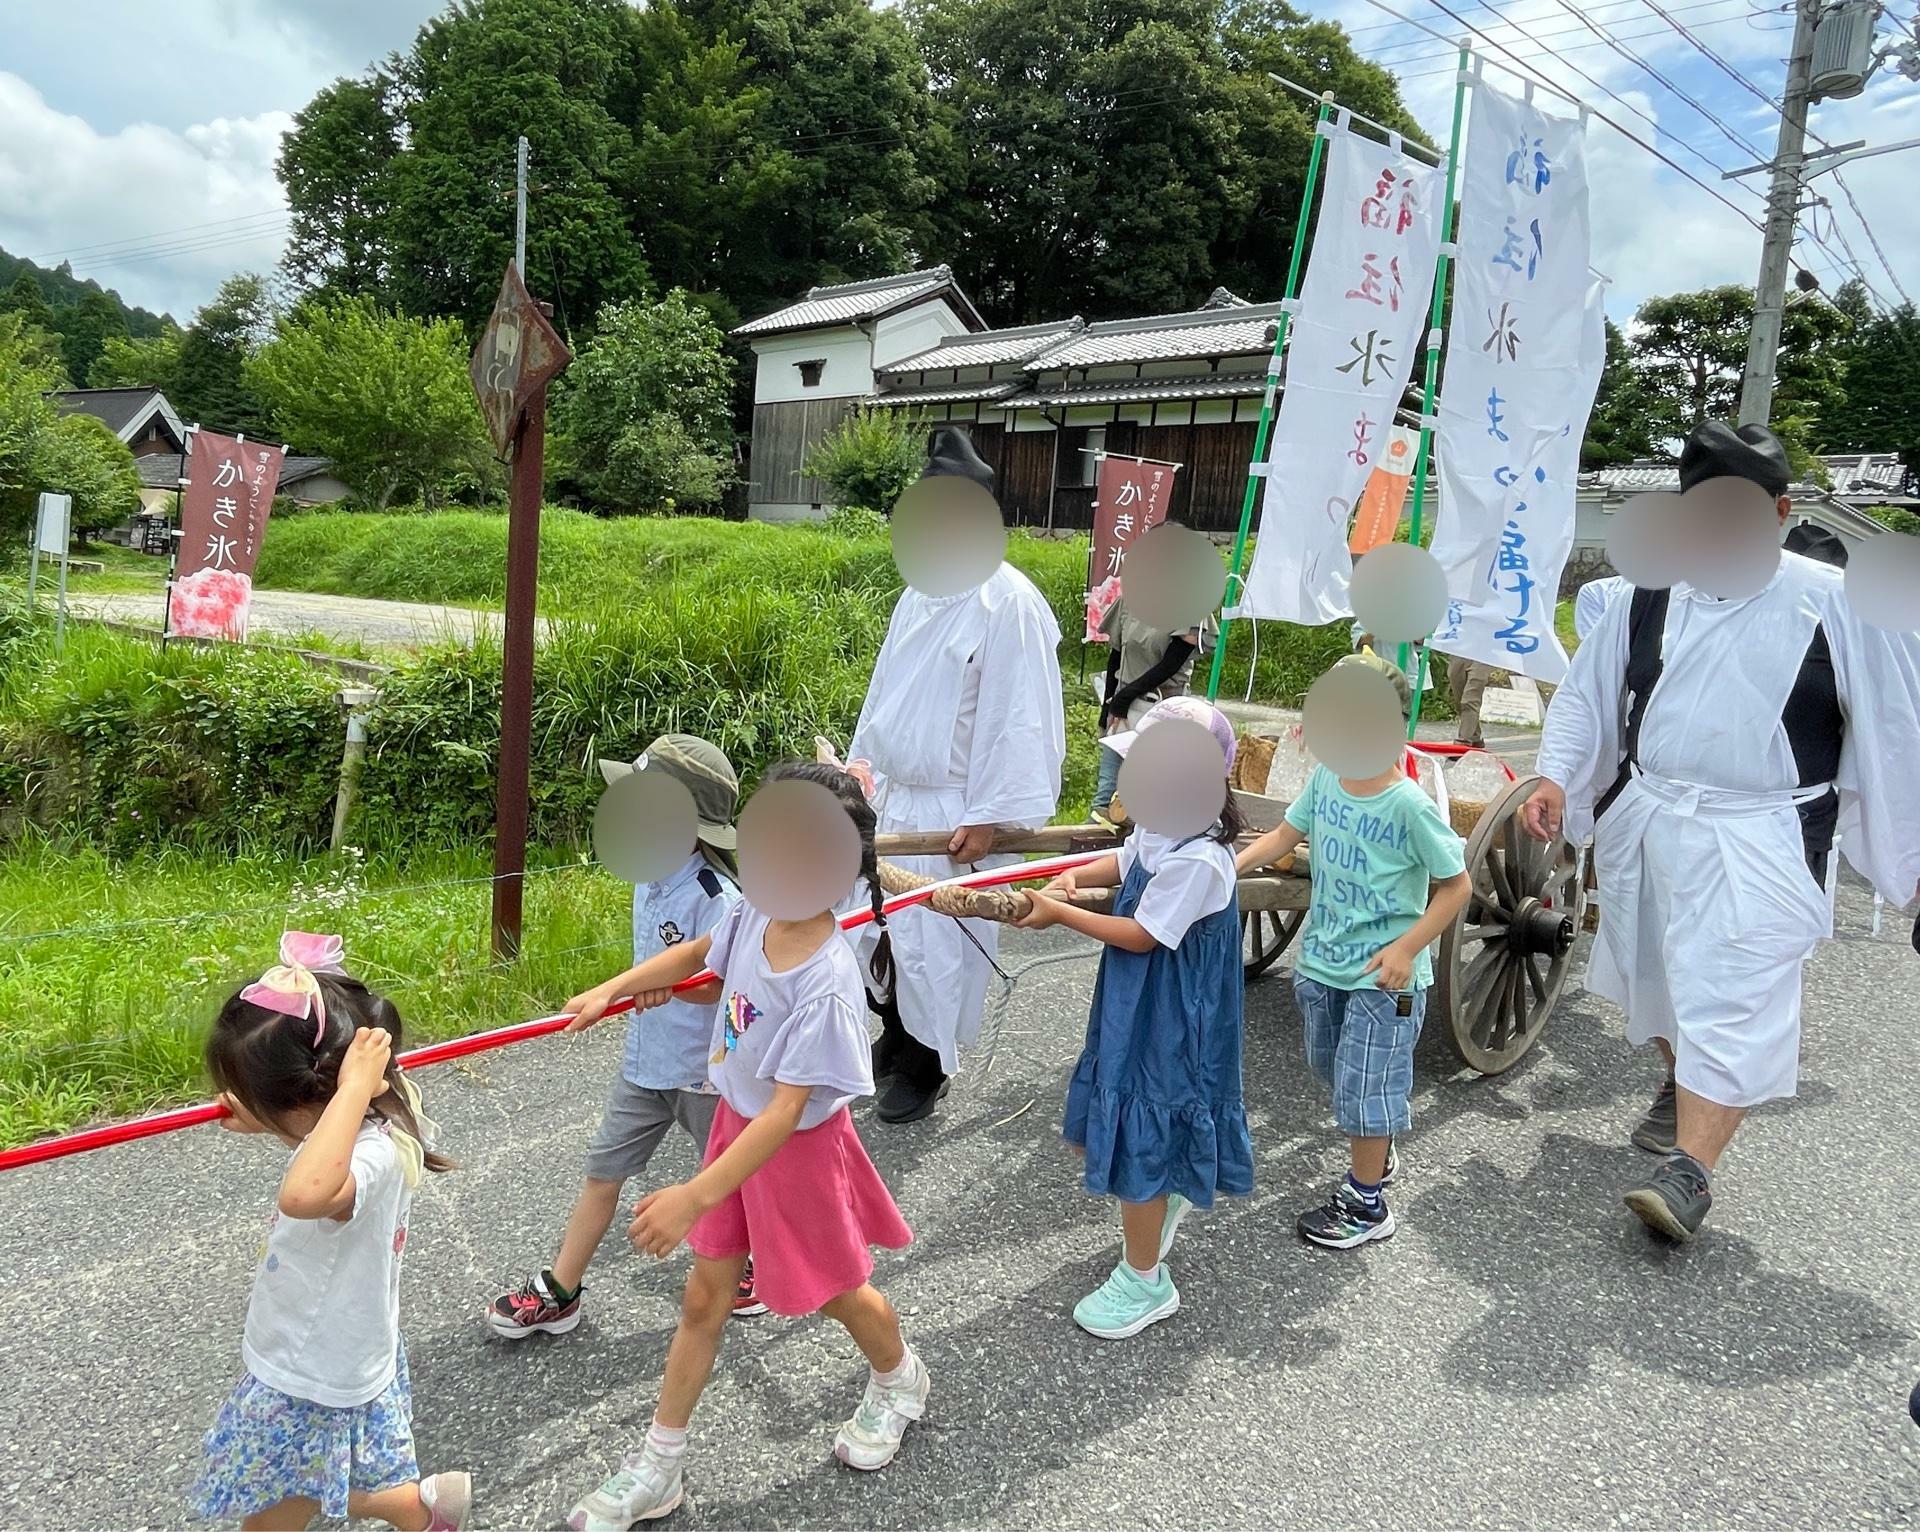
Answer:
1594 587 1669 822
697 867 726 899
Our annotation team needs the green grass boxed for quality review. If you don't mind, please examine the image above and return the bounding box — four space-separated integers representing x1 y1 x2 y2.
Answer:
60 541 170 596
0 840 633 1149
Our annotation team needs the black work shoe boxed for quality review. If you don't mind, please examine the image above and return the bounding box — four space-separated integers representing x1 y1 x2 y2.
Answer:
876 1074 950 1124
871 1030 905 1084
1623 1151 1713 1242
1630 1076 1678 1154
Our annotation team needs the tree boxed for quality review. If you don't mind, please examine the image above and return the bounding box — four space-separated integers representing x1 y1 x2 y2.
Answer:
1820 291 1920 468
556 290 738 512
1 272 58 335
88 328 184 393
803 406 929 513
173 274 276 437
35 412 142 545
1581 318 1657 468
1626 283 1849 471
54 289 128 388
246 297 496 510
277 75 402 301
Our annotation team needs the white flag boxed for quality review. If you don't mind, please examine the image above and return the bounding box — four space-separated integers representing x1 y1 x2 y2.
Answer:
1428 82 1606 684
1236 117 1444 625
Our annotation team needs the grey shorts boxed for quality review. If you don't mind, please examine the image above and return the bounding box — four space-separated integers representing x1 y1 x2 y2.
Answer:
583 1078 720 1184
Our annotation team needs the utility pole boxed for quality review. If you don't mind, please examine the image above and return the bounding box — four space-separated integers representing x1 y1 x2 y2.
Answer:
514 136 529 276
1737 0 1822 428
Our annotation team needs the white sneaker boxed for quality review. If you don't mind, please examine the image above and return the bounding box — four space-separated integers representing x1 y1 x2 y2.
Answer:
833 1351 930 1471
567 1442 684 1531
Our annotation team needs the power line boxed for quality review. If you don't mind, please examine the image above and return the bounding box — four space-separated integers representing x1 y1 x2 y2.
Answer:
1367 0 1754 63
29 209 290 264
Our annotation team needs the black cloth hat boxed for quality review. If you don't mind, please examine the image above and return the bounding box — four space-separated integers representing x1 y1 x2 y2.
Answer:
1783 522 1849 568
922 426 995 493
1679 421 1791 499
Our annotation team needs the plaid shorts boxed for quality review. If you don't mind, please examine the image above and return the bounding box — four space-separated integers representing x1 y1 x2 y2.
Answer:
1294 976 1426 1139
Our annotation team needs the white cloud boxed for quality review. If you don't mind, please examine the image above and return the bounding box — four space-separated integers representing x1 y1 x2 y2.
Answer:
0 73 291 324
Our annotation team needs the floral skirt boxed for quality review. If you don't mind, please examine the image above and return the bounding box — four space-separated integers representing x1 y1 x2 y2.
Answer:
191 1343 417 1521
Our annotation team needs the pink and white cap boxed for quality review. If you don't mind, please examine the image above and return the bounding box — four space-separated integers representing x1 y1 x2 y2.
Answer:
1100 694 1237 776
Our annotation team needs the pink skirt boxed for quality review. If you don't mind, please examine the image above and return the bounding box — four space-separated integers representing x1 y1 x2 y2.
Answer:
687 1101 912 1316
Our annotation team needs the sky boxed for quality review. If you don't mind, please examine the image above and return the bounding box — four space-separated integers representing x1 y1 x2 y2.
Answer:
1 0 1916 329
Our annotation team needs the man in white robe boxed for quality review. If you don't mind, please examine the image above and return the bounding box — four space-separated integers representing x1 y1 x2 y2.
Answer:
1524 421 1920 1241
850 428 1066 1123
1573 573 1629 642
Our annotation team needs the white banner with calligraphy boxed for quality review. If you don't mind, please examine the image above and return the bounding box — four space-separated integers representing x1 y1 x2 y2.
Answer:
1236 117 1443 625
1428 82 1605 684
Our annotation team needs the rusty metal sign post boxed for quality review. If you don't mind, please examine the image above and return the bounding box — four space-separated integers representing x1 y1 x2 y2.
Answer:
471 258 570 959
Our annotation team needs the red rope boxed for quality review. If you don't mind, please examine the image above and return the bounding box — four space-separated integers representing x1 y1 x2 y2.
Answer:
0 851 1104 1175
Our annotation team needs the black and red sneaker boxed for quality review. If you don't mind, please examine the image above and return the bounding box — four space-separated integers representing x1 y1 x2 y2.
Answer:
488 1271 583 1339
733 1258 768 1318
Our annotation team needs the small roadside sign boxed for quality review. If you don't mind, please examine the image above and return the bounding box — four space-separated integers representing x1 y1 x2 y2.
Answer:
469 261 570 458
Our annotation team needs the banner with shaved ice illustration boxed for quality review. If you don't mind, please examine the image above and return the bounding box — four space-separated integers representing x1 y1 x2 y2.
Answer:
168 430 284 642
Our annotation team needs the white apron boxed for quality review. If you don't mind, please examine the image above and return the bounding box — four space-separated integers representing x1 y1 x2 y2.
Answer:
1590 767 1833 1108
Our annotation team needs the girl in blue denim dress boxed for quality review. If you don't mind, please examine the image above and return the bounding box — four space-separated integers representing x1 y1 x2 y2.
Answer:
1019 696 1255 1340
193 933 470 1531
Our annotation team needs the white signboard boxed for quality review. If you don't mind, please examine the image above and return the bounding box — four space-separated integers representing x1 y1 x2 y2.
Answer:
1428 81 1606 684
1236 116 1444 625
35 492 71 557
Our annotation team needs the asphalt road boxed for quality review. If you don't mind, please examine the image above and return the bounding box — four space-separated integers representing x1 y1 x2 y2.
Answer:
69 589 505 650
3 887 1914 1531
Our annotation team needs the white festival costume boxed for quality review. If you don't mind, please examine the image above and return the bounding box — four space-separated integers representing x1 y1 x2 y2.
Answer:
1537 553 1920 1106
850 564 1066 1072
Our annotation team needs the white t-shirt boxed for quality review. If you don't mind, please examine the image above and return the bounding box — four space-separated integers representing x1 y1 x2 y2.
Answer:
242 1123 413 1408
705 903 876 1132
1118 829 1238 948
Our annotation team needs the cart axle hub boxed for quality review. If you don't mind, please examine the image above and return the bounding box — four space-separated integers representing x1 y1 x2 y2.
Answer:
1511 899 1575 957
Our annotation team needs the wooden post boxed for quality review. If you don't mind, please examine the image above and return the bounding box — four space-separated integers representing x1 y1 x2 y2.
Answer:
491 377 545 959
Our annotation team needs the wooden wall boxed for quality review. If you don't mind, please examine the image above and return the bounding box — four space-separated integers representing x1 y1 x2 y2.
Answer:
747 397 857 509
991 419 1259 534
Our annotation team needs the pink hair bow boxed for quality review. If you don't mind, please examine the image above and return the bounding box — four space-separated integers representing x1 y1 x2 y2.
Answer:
240 932 348 1047
813 737 877 802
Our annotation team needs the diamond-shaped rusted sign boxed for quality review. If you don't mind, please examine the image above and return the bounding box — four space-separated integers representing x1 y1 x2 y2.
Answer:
470 261 571 458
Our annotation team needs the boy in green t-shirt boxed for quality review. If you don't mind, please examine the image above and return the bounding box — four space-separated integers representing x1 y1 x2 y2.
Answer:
1237 653 1471 1249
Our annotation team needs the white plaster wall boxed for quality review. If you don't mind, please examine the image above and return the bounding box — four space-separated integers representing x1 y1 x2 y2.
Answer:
750 329 874 404
873 299 970 368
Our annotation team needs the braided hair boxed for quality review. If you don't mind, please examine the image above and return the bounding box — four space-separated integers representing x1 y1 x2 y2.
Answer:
762 760 895 1002
206 973 454 1173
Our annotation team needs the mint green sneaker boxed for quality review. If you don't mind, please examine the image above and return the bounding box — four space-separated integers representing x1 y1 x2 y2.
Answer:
1157 1193 1192 1259
1073 1261 1180 1339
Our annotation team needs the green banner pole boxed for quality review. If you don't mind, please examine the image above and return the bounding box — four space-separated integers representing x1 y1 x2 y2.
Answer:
1205 93 1336 703
1401 43 1471 739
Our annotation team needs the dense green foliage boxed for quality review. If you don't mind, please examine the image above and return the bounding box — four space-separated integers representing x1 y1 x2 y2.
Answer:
0 316 141 552
171 274 277 439
87 328 184 393
246 297 496 509
803 407 929 515
1818 290 1920 471
0 247 173 335
554 293 738 512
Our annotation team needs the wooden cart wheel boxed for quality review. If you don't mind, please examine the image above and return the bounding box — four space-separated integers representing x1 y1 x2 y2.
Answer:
1242 908 1305 978
1434 772 1586 1075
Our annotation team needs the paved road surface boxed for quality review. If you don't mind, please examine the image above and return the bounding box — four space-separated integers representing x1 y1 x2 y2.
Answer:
2 886 1914 1529
70 590 506 650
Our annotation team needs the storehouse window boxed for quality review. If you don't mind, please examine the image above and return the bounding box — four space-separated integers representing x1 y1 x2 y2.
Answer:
795 359 827 388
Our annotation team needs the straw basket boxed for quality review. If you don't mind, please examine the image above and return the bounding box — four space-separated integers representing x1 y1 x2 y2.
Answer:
1234 732 1279 794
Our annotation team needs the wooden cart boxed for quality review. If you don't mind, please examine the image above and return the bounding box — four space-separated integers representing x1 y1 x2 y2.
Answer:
874 764 1585 1077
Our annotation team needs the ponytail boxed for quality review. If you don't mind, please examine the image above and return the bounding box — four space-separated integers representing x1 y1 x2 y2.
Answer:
762 759 895 1002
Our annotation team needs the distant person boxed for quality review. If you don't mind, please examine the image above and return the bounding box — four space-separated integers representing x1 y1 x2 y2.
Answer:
1090 590 1211 828
1019 697 1254 1338
562 765 924 1530
194 934 471 1532
489 737 754 1340
1444 654 1497 748
1236 652 1471 1249
1525 421 1920 1243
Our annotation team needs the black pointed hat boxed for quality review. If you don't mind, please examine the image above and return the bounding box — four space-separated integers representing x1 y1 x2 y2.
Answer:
1679 421 1790 499
1783 521 1849 568
921 426 995 494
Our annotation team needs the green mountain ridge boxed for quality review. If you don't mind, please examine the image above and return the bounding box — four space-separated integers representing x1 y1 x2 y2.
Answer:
0 246 174 337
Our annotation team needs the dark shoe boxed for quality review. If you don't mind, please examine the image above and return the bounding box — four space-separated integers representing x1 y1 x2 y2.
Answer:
876 1074 950 1124
1624 1151 1713 1242
1297 1183 1396 1249
871 1030 904 1084
1630 1076 1678 1154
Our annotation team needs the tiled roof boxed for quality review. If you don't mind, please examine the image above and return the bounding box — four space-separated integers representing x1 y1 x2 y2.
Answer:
869 380 1026 406
1824 452 1914 499
1027 302 1285 369
1002 372 1270 409
51 387 185 444
135 454 335 491
883 318 1084 374
731 267 984 338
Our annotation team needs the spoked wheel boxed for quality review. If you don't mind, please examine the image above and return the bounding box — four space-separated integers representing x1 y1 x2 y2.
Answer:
1242 908 1305 978
1434 773 1586 1074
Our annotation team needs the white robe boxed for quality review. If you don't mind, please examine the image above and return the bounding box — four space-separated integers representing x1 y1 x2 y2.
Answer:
850 564 1066 1071
1573 575 1629 642
1538 552 1920 1106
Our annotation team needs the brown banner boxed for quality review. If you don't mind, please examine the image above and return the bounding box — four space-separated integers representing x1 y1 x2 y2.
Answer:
168 430 285 642
1086 456 1177 640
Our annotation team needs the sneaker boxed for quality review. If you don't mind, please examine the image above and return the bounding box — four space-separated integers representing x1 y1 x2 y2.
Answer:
567 1442 684 1531
1380 1140 1399 1188
1630 1077 1679 1154
1157 1193 1192 1261
1624 1151 1713 1243
1089 808 1119 833
833 1351 930 1471
1297 1183 1396 1249
732 1259 767 1319
421 1472 472 1532
488 1271 582 1339
1073 1261 1181 1339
